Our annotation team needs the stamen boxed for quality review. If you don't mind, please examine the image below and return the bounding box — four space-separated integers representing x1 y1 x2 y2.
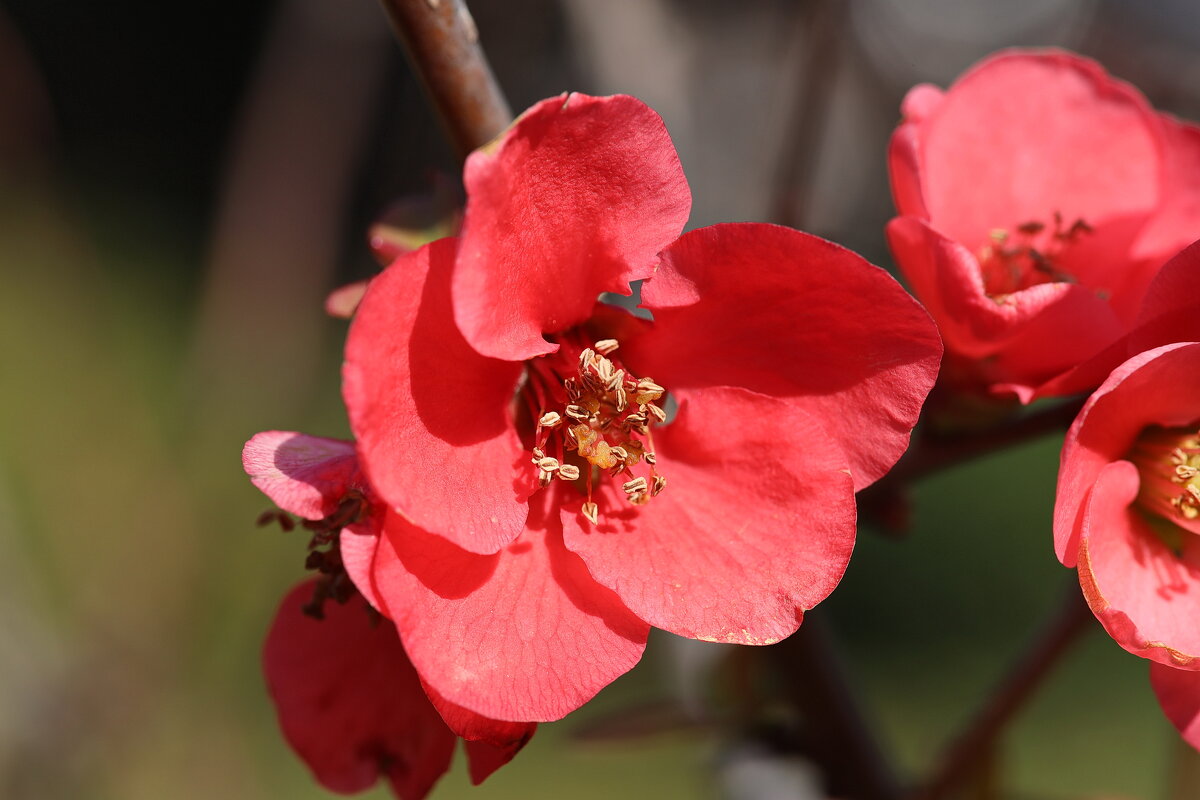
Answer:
522 333 673 522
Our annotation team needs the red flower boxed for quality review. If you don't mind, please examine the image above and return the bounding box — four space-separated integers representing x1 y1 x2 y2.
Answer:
1054 343 1200 665
887 49 1200 401
341 93 942 721
244 433 534 797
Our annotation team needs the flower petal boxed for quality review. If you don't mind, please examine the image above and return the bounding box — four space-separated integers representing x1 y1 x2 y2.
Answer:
561 387 856 644
1077 461 1200 667
1054 342 1200 565
343 238 526 554
454 93 691 361
340 523 386 612
629 222 941 491
419 680 536 784
263 581 456 798
1150 661 1200 749
1133 116 1200 266
370 504 650 722
916 50 1161 251
242 432 359 520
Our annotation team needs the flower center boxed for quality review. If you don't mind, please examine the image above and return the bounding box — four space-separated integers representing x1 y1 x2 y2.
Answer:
977 213 1091 298
521 336 668 524
1130 426 1200 537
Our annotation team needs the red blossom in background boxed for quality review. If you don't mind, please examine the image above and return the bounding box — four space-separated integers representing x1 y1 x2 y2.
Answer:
341 93 943 722
887 49 1200 402
244 433 534 797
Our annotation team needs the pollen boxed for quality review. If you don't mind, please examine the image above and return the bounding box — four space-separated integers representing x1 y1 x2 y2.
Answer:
523 335 671 524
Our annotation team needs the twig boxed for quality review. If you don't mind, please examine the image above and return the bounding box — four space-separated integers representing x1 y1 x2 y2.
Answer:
376 0 512 160
774 613 902 800
909 586 1093 800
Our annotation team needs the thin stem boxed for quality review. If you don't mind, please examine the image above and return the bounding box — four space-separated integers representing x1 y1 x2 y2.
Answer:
774 613 902 800
909 586 1093 800
376 0 512 160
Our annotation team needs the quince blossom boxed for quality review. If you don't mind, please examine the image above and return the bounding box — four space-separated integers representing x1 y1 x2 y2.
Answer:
1053 241 1200 751
887 49 1200 401
340 93 942 721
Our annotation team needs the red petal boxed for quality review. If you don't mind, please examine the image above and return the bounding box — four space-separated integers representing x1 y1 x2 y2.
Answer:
370 505 650 722
464 738 529 786
1150 661 1200 749
915 50 1161 252
454 93 691 361
263 581 456 799
1131 237 1200 347
561 387 856 643
340 524 386 613
629 223 941 491
242 432 359 520
1133 117 1200 266
343 238 527 554
419 680 536 784
1054 343 1200 565
1077 461 1200 667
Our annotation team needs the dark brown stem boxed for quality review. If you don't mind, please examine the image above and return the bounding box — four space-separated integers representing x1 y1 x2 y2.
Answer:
376 0 512 160
774 613 902 800
908 586 1093 800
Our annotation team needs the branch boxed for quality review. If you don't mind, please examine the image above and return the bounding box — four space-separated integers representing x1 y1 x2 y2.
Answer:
376 0 512 160
774 613 902 800
908 586 1093 800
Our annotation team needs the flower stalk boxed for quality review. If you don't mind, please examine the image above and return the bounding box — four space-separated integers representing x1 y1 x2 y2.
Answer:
376 0 511 160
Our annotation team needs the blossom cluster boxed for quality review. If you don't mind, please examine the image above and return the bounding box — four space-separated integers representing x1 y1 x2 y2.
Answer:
245 48 1200 797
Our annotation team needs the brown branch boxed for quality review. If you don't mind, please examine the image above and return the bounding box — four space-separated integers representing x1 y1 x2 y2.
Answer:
376 0 512 160
908 586 1093 800
774 613 902 800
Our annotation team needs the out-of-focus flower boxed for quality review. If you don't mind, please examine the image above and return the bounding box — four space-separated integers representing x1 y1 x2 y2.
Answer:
342 93 943 722
244 433 534 797
887 49 1200 401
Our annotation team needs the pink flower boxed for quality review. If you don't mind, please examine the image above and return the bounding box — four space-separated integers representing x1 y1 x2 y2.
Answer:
887 49 1200 401
244 433 534 797
1054 342 1200 665
341 93 943 721
1053 242 1200 751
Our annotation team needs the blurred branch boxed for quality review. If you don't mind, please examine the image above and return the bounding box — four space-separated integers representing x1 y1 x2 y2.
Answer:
377 0 512 160
774 614 902 800
769 0 845 228
909 586 1093 800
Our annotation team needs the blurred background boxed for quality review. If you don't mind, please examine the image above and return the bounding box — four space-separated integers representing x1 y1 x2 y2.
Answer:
3 0 1200 797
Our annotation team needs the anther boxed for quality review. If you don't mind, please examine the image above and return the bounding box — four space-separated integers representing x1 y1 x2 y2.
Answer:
582 502 599 524
646 404 667 423
623 476 648 497
652 475 667 496
565 404 590 422
579 348 596 370
558 464 581 481
635 379 664 404
539 411 562 428
537 456 560 472
645 452 656 465
594 339 619 355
